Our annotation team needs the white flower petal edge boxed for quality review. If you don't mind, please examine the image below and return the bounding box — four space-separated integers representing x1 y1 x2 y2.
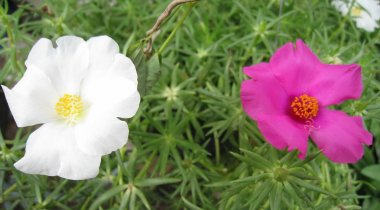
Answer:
81 42 139 113
87 36 119 73
1 65 59 127
77 36 140 156
75 109 130 156
358 0 380 20
82 76 139 119
79 35 139 121
355 12 379 32
108 54 138 85
14 123 101 180
25 36 90 94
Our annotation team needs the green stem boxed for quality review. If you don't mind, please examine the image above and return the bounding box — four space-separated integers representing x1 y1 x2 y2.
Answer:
214 132 220 165
136 151 157 179
116 149 126 185
2 183 17 197
330 18 346 41
157 3 195 55
0 8 22 74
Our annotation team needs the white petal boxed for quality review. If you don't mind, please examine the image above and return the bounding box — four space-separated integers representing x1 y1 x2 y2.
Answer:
110 90 140 118
14 122 101 180
2 66 59 127
356 13 379 32
87 35 119 73
332 0 380 32
332 0 349 15
82 75 139 118
55 36 90 94
25 36 89 95
108 54 138 85
81 53 140 119
75 109 129 156
25 38 56 74
358 0 380 20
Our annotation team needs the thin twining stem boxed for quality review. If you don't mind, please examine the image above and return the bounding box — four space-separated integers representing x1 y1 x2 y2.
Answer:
144 0 198 54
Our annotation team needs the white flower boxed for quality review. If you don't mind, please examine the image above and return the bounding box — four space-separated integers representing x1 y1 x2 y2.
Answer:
2 36 140 180
332 0 380 32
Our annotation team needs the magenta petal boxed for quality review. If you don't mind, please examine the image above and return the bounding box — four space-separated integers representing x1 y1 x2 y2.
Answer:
308 64 363 106
241 63 289 121
269 39 320 96
310 109 373 163
243 62 270 78
257 115 309 158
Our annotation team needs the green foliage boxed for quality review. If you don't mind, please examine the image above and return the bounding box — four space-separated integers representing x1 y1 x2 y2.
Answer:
217 148 361 210
0 0 379 209
362 165 380 182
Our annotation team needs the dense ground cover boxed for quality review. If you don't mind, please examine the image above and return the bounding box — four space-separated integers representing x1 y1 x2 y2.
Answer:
0 0 380 209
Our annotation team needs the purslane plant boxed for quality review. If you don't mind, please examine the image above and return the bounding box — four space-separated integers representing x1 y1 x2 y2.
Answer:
2 35 140 180
0 1 377 209
241 39 372 163
0 2 373 178
1 0 199 181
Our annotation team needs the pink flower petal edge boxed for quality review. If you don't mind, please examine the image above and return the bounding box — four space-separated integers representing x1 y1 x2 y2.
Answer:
311 109 373 163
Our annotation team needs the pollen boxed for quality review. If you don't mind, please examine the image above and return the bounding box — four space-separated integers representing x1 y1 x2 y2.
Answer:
55 94 83 124
351 6 362 17
290 94 319 121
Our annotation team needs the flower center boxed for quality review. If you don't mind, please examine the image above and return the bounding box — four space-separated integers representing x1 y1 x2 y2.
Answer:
351 6 362 17
290 94 319 121
55 94 83 124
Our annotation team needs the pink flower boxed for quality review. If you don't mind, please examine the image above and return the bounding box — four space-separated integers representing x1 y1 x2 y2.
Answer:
240 39 372 163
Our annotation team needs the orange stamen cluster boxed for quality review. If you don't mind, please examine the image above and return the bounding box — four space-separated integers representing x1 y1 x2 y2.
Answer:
290 94 319 121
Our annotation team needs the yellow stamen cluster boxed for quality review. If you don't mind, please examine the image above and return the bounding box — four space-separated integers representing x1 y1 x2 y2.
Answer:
290 94 319 121
351 6 362 17
55 94 83 124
